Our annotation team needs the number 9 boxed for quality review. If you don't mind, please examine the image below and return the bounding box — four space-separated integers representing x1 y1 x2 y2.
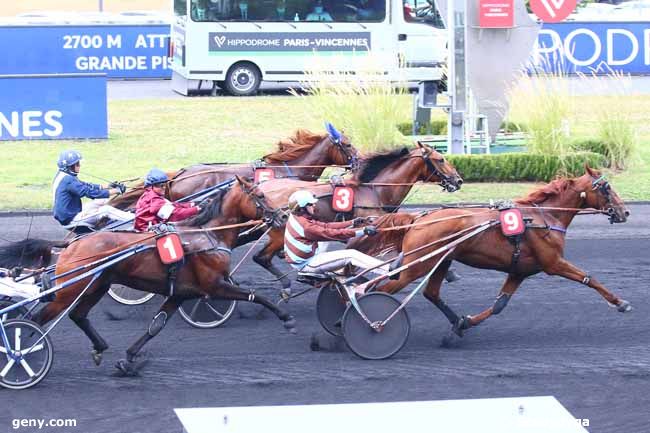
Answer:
503 211 519 231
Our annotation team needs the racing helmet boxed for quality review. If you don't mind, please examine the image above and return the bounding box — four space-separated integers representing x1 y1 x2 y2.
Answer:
288 190 318 212
144 168 169 187
57 150 82 170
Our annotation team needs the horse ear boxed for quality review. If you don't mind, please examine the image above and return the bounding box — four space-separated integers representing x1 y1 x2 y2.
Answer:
235 175 251 188
415 141 424 148
584 162 596 177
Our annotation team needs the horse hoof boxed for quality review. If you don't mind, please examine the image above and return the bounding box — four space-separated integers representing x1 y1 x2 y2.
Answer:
452 316 471 337
91 350 103 366
445 269 461 283
280 289 292 302
114 358 148 377
283 317 297 333
617 300 632 313
440 331 462 348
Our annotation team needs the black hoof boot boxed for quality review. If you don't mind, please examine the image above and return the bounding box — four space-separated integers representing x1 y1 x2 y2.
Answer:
91 349 104 366
445 269 461 283
310 333 321 351
114 358 149 377
389 253 404 280
452 316 471 337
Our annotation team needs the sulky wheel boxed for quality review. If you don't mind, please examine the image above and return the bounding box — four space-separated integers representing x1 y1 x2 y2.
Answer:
0 300 28 322
316 283 348 337
0 319 53 390
179 298 237 329
108 284 155 306
342 292 410 360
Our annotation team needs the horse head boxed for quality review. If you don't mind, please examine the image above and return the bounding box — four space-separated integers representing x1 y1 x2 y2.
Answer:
324 122 361 171
236 175 287 228
579 164 629 224
415 141 463 192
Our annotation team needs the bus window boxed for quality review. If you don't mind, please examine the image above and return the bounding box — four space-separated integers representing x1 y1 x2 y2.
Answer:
188 0 386 23
175 0 187 16
403 0 444 28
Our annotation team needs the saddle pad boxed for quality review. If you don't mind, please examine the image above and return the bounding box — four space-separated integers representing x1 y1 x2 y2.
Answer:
254 168 275 183
332 186 354 212
156 233 184 264
499 208 525 237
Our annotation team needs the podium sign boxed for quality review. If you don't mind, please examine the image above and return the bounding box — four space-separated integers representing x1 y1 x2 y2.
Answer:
479 0 514 28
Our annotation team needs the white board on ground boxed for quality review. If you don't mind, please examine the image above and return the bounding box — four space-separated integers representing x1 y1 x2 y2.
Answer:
175 396 588 433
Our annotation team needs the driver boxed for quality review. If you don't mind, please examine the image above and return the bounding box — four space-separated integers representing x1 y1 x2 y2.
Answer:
284 190 399 281
52 150 131 228
134 168 202 231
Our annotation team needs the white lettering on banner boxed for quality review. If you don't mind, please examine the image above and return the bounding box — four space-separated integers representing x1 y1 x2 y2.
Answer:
107 34 122 49
76 56 148 71
135 34 167 48
63 34 104 49
537 27 650 68
0 111 63 139
564 29 601 66
607 29 638 66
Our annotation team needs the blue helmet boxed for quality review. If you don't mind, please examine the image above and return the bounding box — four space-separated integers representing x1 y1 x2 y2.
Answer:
57 150 82 170
144 168 169 187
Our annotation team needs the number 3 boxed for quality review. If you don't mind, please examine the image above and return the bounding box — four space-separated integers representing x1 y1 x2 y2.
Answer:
335 189 350 209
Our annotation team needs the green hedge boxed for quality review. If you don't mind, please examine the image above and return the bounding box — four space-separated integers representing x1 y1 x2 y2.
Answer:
397 120 528 136
447 152 607 182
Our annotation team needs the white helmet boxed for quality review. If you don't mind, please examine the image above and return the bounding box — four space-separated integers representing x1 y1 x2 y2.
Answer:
288 190 318 212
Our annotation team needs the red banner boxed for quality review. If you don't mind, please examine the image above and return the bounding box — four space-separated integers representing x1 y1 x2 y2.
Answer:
479 0 514 28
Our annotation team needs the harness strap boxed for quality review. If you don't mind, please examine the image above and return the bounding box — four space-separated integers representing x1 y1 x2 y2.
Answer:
283 162 295 178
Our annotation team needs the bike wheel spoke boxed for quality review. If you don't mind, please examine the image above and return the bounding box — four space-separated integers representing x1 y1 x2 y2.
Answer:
19 359 36 378
14 328 21 351
25 344 44 354
205 303 225 319
189 300 201 320
0 358 15 378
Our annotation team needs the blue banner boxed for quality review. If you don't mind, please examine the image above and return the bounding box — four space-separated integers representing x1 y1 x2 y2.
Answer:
536 22 650 75
0 74 108 140
0 25 171 79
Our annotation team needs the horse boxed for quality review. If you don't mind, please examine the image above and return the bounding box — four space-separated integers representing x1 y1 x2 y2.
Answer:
29 176 296 376
108 127 359 210
349 165 631 339
249 142 463 290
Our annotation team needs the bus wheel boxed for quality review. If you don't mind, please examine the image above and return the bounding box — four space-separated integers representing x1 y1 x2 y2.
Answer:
224 62 261 96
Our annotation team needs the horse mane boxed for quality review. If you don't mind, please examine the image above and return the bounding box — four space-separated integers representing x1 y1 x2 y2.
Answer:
348 213 417 256
515 177 574 205
355 147 410 183
184 188 227 227
262 129 328 163
0 239 66 268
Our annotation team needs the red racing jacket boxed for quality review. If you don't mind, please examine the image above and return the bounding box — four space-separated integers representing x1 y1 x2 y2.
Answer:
284 213 361 267
134 188 200 231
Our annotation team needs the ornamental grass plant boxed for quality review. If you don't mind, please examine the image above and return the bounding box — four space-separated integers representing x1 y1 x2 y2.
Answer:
289 52 409 152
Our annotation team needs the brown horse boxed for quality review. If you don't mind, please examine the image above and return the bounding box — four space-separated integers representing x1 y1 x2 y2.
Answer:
32 176 296 376
251 142 463 289
108 128 359 210
350 166 631 338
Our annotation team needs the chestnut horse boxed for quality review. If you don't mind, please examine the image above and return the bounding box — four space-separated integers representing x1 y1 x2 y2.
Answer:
108 127 359 210
251 142 463 289
32 176 296 375
350 166 631 338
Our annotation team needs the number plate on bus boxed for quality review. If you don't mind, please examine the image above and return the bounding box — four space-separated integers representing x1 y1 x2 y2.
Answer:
156 233 184 264
332 186 354 212
254 168 275 183
499 208 525 236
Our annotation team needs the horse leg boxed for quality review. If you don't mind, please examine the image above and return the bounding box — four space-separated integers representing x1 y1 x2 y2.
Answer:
216 279 296 333
67 281 112 366
252 229 292 291
115 296 183 376
544 257 631 312
457 273 525 336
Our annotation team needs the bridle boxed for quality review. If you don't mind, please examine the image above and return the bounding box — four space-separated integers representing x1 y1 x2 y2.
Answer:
419 147 461 192
329 134 360 172
241 181 287 228
590 174 620 223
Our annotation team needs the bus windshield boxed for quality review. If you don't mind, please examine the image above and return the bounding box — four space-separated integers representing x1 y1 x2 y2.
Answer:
403 0 444 28
187 0 386 23
175 0 187 17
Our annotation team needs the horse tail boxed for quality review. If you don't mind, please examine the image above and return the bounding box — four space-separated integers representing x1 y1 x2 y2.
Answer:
0 238 68 269
349 213 417 257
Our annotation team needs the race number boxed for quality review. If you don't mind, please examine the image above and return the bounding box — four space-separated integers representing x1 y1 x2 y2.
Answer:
332 186 354 212
156 233 184 264
499 208 525 236
254 168 275 183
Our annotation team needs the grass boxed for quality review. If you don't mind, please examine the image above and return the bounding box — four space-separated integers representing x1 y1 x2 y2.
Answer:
0 94 648 209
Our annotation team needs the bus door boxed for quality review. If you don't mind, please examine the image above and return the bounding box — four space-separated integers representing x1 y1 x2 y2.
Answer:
395 0 446 75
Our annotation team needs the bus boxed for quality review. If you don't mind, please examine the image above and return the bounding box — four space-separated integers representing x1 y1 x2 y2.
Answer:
170 0 447 96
